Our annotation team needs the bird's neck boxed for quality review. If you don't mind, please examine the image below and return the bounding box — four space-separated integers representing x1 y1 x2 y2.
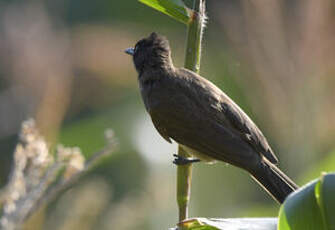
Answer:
139 59 175 82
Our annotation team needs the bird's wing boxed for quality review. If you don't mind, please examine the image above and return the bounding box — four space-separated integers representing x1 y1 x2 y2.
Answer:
178 68 278 164
221 100 278 164
149 101 240 164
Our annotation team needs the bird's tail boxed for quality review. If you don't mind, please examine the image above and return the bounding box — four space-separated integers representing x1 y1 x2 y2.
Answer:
249 159 298 203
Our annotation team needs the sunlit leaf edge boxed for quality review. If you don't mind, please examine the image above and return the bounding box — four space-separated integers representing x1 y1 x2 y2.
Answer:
178 218 277 230
278 205 291 230
139 0 191 24
318 173 335 230
177 218 218 230
315 176 328 230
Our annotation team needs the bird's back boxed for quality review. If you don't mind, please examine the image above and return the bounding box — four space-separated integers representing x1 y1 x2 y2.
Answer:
143 67 278 168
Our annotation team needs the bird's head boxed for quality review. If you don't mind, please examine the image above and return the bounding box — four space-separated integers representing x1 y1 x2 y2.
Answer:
125 32 173 74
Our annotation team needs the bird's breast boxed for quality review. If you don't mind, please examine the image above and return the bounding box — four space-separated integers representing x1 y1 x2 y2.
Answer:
139 78 166 113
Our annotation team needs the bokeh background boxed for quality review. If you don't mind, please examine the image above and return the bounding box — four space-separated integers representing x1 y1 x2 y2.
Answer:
1 0 335 229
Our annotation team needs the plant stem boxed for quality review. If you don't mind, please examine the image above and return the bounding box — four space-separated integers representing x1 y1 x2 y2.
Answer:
184 0 205 72
177 146 192 221
176 0 206 223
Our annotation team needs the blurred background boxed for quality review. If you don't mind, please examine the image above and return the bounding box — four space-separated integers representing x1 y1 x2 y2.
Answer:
0 0 335 229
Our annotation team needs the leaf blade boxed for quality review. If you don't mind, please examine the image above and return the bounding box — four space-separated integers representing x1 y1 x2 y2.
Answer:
318 173 335 230
278 179 326 230
177 218 277 230
138 0 191 24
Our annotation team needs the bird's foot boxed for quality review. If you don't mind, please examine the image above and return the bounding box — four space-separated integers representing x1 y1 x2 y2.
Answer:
173 154 200 165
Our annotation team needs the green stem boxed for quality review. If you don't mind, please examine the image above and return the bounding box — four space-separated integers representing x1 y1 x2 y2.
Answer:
177 146 192 221
184 0 205 72
177 0 206 223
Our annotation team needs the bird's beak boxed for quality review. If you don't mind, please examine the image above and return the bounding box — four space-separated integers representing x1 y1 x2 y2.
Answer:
125 47 135 56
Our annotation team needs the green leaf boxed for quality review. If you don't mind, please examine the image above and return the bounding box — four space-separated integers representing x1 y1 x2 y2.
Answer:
138 0 191 24
278 179 325 230
177 218 277 230
278 174 335 230
317 173 335 230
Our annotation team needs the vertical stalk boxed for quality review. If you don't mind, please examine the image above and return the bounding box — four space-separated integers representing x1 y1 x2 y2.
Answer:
184 0 206 72
176 0 206 223
176 146 192 221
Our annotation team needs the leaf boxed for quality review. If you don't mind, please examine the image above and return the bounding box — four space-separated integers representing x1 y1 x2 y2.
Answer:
177 218 277 230
317 173 335 230
138 0 191 24
278 179 325 230
278 172 335 230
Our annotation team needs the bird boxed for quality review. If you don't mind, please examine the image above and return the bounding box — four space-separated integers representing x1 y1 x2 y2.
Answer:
125 32 298 203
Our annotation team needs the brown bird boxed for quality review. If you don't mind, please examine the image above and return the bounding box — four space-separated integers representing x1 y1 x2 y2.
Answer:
125 32 298 203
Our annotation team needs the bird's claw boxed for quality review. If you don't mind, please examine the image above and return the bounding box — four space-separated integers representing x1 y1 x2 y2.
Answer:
173 154 200 165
